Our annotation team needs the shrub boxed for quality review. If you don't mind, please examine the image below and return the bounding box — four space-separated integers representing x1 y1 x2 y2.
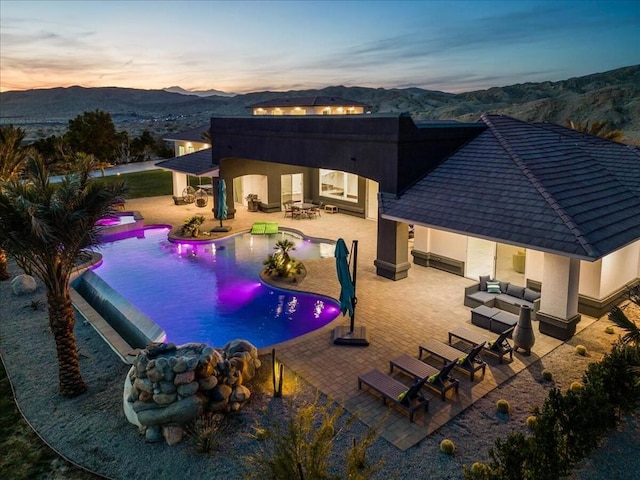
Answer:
185 412 228 454
575 345 587 356
440 439 455 455
569 381 583 393
463 461 491 480
244 395 380 480
526 416 537 429
496 399 510 414
605 326 615 334
541 369 553 381
179 215 205 237
262 239 303 279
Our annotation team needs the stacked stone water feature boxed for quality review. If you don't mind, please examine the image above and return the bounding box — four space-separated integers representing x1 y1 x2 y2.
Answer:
123 339 261 445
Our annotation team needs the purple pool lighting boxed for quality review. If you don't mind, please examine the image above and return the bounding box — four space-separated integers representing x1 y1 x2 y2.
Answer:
92 227 341 348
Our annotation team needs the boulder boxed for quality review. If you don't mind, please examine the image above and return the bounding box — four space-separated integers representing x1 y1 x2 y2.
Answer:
162 425 185 446
177 381 199 397
230 384 251 403
11 274 37 296
136 394 206 426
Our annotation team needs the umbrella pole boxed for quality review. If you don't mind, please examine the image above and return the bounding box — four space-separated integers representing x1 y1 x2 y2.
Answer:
350 240 358 333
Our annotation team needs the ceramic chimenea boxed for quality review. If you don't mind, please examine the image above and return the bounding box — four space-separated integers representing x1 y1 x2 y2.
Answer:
513 305 535 355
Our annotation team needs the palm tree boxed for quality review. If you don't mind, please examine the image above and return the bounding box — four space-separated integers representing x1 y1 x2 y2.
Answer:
0 125 31 280
566 120 624 142
0 153 127 397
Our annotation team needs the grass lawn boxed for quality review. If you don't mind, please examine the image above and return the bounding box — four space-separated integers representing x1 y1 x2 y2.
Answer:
100 169 208 199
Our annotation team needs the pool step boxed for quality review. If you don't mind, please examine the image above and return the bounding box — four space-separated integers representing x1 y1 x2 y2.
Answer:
70 288 140 364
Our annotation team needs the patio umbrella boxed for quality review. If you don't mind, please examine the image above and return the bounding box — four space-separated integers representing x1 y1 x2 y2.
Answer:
216 178 228 229
335 238 356 322
333 238 369 346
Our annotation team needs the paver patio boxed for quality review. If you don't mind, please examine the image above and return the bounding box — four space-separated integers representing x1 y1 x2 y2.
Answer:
110 196 598 450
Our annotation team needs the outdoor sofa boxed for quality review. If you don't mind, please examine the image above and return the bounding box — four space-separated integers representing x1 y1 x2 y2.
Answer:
464 276 541 320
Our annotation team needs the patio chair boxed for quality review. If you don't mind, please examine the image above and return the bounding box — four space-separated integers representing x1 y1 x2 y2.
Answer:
448 325 514 363
419 339 487 381
390 354 459 401
283 200 294 218
357 369 429 423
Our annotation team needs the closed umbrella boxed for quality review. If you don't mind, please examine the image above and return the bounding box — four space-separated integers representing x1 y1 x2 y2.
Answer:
213 178 230 232
333 238 369 346
335 238 355 321
217 179 228 225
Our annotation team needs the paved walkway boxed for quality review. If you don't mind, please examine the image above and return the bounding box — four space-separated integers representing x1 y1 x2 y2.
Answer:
116 196 596 450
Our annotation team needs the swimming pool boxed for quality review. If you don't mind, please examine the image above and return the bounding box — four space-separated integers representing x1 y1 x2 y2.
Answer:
89 227 341 348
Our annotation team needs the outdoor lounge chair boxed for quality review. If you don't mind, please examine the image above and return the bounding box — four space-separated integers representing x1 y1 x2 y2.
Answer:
250 222 266 235
390 354 459 401
448 326 514 363
357 369 429 423
419 339 487 381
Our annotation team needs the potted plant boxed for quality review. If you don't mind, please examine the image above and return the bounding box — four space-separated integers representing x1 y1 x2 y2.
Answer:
180 215 205 238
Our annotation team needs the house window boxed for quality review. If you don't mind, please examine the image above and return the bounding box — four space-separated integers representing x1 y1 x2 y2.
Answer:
178 145 185 156
319 169 358 203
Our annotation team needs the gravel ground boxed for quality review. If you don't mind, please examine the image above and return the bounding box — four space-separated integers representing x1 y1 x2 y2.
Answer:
1 266 639 480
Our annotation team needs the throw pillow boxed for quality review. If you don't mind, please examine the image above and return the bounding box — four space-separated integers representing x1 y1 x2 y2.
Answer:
499 281 510 294
427 373 439 383
507 284 525 299
479 275 491 291
523 288 541 302
486 281 501 294
457 355 468 365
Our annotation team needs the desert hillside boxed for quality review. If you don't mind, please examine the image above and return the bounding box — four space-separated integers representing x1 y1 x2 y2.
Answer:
1 65 638 143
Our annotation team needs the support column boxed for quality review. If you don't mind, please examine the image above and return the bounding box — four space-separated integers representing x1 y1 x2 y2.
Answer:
537 253 581 340
373 216 411 280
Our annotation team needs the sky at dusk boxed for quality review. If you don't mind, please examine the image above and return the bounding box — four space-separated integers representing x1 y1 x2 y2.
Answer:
1 0 639 94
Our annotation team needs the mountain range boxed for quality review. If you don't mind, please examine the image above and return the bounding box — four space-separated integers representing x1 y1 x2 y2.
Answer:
1 65 638 143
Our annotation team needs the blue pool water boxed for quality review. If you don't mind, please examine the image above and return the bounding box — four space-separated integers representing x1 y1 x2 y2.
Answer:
91 228 340 348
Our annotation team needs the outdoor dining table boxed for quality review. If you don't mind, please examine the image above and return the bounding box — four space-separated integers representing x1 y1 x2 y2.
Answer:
292 203 319 219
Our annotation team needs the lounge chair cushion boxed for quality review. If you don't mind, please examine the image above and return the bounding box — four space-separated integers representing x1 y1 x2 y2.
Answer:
251 222 266 234
499 281 510 294
264 222 278 235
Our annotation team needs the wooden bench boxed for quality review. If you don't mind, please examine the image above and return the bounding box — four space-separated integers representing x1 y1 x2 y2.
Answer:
357 369 429 422
390 354 459 401
448 326 514 364
419 339 487 381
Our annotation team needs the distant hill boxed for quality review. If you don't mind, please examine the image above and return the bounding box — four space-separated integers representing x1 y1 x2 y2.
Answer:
1 65 638 143
163 86 236 97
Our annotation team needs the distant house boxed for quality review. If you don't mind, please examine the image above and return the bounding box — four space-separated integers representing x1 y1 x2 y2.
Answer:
247 96 370 116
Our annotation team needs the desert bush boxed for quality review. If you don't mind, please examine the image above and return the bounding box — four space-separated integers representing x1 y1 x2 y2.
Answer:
526 416 537 430
245 395 380 480
496 399 510 414
185 412 228 454
541 369 553 381
471 342 640 480
440 439 456 455
575 345 587 356
569 381 583 393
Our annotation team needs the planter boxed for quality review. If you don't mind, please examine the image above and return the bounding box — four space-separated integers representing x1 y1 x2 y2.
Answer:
537 311 581 340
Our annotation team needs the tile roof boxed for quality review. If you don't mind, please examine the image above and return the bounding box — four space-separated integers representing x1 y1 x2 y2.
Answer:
246 96 370 109
380 114 640 260
162 125 210 142
155 148 218 176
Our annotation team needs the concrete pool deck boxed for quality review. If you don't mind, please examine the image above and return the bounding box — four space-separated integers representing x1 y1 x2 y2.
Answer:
116 195 598 450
